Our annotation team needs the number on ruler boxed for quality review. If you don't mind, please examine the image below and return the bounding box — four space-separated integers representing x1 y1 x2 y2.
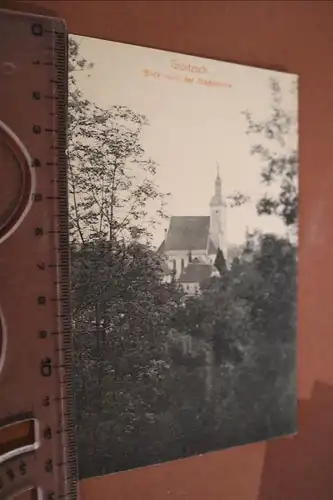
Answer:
32 124 41 134
44 459 53 473
19 461 27 475
40 358 52 377
32 158 41 167
43 426 52 440
31 23 43 36
42 396 50 407
32 91 41 100
6 469 14 481
32 193 43 202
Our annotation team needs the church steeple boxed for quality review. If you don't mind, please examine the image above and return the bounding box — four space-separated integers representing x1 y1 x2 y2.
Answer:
216 162 221 186
209 163 226 254
210 163 222 207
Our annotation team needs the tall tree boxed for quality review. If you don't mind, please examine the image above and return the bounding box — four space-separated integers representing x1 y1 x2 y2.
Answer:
68 36 169 245
230 77 298 230
72 238 185 476
68 36 187 477
214 247 227 275
224 233 296 440
68 35 174 338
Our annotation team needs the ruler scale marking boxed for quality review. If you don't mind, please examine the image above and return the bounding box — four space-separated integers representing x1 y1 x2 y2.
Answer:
0 9 76 500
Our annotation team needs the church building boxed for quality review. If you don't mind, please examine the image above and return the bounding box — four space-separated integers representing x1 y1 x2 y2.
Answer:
158 167 227 295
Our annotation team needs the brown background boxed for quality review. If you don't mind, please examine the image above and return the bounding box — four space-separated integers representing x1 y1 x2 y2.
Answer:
6 0 333 498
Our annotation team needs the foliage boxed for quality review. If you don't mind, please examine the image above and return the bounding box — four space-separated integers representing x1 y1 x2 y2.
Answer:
68 37 169 245
72 238 186 474
231 77 298 228
214 247 227 275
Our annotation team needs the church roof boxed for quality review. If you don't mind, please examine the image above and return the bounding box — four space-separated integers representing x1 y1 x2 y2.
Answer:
157 239 165 254
164 216 210 252
179 263 213 284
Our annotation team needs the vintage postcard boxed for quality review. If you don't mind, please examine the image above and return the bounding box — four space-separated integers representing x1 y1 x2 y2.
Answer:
68 34 298 478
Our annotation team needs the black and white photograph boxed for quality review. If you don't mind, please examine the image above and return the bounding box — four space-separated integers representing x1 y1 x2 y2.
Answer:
69 34 298 479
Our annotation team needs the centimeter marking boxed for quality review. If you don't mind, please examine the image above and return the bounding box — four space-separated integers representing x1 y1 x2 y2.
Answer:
53 24 77 500
35 16 77 500
47 19 77 500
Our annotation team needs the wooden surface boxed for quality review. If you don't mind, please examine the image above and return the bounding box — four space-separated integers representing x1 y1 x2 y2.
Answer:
8 0 333 498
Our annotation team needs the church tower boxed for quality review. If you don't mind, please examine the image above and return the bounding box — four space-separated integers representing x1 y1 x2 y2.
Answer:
209 164 227 258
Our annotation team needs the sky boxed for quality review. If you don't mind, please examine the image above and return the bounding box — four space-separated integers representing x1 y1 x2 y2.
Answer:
71 34 298 249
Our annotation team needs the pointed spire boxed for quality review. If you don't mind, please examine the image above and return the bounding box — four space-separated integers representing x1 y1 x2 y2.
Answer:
216 162 220 179
210 162 223 207
215 162 222 197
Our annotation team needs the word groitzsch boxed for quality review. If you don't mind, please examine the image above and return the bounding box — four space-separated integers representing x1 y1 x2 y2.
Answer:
171 59 208 74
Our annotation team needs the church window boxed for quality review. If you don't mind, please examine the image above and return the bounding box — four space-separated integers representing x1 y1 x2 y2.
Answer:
181 258 185 271
173 259 176 271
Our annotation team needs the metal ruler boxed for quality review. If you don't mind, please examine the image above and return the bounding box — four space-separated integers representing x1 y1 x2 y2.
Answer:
0 8 76 500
